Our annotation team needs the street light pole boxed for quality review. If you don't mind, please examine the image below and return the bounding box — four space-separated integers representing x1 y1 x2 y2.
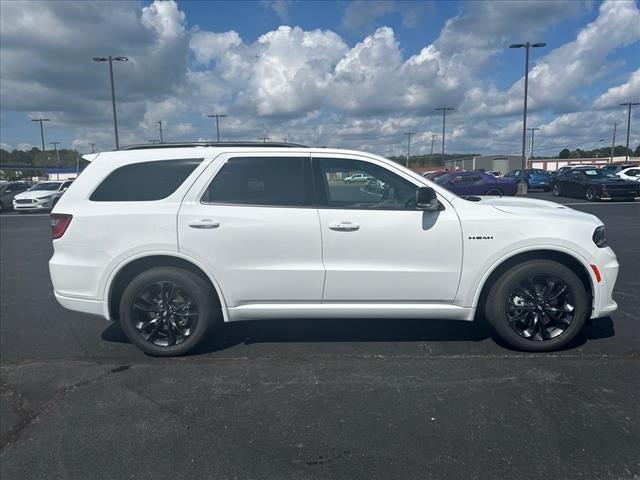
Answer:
89 143 96 153
93 55 128 149
31 118 50 177
610 121 620 161
435 107 454 165
510 42 546 169
430 135 436 156
404 132 415 168
527 127 540 159
50 142 60 180
207 114 227 142
619 102 639 159
157 121 164 143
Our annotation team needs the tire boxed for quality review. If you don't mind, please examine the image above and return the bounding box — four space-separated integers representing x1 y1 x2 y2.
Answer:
585 186 596 202
484 260 589 352
485 188 502 196
119 267 220 356
552 183 561 196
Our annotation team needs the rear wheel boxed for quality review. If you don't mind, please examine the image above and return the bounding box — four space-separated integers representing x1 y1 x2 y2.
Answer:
585 186 597 201
484 260 589 351
119 267 219 356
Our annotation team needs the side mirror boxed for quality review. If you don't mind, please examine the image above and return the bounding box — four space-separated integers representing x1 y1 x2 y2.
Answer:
416 186 439 211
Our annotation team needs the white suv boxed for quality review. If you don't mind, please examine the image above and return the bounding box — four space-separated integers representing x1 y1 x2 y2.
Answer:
49 142 619 356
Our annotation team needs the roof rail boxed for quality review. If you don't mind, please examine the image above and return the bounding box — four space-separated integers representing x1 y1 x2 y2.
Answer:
119 141 308 150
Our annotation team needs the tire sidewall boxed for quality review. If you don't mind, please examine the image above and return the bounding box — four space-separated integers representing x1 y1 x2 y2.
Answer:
119 267 219 356
485 260 589 352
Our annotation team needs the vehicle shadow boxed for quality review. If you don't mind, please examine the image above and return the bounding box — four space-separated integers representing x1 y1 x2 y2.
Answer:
101 316 615 355
101 317 493 354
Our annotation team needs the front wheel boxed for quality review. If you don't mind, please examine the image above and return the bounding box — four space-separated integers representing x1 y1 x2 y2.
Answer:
585 186 597 201
552 183 561 196
485 188 502 196
484 260 589 351
119 267 220 356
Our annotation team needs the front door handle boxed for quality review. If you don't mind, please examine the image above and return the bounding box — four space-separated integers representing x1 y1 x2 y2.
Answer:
188 219 220 229
329 221 360 232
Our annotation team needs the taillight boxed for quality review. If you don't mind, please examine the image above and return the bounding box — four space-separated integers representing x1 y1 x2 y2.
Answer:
51 214 72 239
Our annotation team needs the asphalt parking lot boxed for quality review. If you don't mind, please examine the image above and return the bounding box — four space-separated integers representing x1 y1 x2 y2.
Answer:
1 193 638 480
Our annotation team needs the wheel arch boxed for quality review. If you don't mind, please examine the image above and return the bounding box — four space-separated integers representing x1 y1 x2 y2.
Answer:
106 253 228 322
472 249 594 321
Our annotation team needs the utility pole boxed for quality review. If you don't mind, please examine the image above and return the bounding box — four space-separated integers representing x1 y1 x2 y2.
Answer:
527 127 540 160
430 135 436 155
92 56 128 149
89 143 96 153
157 121 164 143
207 114 227 142
31 118 50 176
435 107 454 165
611 121 620 161
403 132 415 168
76 151 80 176
50 142 60 180
620 102 639 160
510 42 547 169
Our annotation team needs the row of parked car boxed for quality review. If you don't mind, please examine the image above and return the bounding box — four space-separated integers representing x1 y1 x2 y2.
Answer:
420 163 639 201
0 179 73 213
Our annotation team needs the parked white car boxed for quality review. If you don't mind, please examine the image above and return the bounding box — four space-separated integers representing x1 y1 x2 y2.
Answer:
13 180 73 213
344 173 367 183
616 167 640 182
49 143 618 356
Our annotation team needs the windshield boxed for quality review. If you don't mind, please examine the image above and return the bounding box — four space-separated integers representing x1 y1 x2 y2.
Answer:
581 169 618 179
30 182 61 191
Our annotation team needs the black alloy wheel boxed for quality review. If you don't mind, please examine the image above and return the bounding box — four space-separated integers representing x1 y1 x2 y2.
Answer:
119 267 219 356
505 274 575 341
585 186 597 201
552 183 562 196
130 281 199 347
485 260 588 351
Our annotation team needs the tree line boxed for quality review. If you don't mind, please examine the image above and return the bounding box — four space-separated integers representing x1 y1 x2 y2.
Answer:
556 145 639 159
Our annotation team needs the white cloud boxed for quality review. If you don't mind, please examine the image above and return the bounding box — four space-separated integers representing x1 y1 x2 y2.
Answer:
593 69 640 109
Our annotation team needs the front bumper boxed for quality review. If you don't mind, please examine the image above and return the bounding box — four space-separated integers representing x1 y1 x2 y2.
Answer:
13 198 55 211
591 247 619 318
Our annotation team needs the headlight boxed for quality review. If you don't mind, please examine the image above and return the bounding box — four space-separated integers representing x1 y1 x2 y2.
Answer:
592 226 607 248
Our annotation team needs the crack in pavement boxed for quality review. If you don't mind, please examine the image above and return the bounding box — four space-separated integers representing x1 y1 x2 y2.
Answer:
0 364 131 451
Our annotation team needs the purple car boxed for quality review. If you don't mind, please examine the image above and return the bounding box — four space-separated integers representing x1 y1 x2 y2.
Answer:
435 171 517 196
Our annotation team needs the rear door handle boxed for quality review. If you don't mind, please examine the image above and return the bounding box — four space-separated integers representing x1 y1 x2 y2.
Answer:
188 219 220 229
329 221 360 232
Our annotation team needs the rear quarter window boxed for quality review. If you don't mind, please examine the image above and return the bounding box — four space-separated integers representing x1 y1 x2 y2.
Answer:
90 158 202 202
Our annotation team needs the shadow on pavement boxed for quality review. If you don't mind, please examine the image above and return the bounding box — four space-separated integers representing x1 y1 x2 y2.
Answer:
100 315 615 356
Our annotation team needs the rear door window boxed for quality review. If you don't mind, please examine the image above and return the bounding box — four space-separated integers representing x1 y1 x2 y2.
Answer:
202 157 312 207
90 159 202 201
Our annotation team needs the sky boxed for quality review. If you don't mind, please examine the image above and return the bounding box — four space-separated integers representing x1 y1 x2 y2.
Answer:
0 0 639 158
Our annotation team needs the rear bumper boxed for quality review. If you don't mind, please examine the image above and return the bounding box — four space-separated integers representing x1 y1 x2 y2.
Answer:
54 291 108 319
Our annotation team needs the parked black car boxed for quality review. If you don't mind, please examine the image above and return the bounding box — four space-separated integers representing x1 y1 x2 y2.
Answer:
0 181 30 212
551 167 639 201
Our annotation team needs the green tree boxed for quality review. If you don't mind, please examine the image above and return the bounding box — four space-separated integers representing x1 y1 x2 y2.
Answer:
559 148 570 159
634 144 640 157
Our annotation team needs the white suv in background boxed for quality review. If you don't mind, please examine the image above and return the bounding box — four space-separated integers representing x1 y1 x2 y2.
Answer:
49 142 619 356
13 180 73 213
